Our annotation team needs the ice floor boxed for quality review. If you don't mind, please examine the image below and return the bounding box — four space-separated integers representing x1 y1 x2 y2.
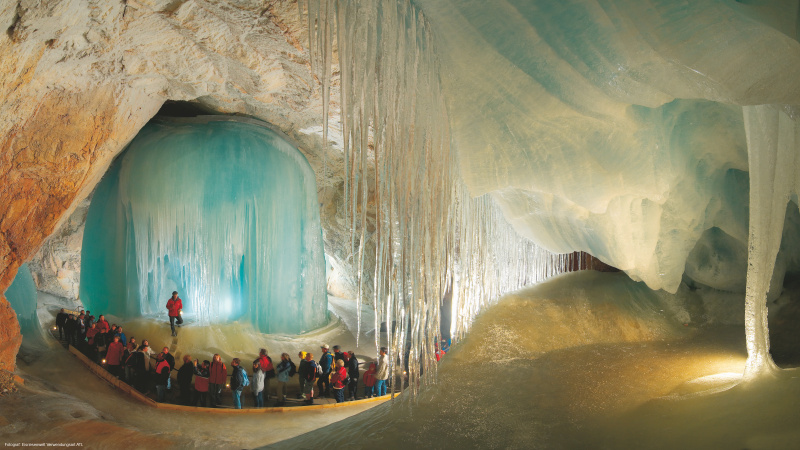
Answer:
7 272 800 449
271 272 800 449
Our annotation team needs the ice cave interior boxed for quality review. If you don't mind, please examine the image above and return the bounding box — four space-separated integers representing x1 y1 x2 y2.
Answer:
79 117 328 334
4 0 800 448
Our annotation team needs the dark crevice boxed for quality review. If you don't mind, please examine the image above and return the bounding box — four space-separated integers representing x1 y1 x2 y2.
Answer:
155 100 223 118
6 1 22 41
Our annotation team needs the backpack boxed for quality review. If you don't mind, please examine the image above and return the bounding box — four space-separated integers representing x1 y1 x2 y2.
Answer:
260 356 276 378
306 361 318 382
240 367 251 387
288 360 297 377
320 353 332 374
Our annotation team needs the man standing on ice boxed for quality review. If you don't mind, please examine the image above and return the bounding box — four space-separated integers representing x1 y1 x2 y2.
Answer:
166 291 183 336
375 347 389 396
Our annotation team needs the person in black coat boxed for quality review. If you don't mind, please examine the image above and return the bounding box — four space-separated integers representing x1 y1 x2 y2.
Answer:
64 314 77 347
55 309 68 341
177 354 195 405
333 345 345 364
161 346 176 394
126 346 150 393
346 351 360 401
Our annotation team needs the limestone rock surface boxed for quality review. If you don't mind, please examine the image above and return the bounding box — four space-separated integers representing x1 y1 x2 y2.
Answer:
0 0 359 371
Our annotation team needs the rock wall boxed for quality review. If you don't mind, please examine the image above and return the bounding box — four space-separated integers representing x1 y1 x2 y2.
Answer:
28 197 90 300
0 0 361 372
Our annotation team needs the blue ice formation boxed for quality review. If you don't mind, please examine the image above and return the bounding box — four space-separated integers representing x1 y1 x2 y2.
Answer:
80 118 327 334
409 0 800 295
6 264 42 342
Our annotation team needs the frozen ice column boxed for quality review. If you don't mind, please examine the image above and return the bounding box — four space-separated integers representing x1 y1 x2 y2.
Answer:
741 105 800 379
80 118 328 334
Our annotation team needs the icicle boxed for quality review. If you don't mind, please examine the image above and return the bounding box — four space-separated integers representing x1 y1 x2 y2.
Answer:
303 0 578 396
80 120 328 334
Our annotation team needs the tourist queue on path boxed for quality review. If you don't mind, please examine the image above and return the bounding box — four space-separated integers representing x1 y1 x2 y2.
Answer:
54 306 397 409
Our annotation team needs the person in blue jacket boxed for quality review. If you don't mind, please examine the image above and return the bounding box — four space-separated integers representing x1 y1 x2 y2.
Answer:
230 358 249 409
317 344 333 397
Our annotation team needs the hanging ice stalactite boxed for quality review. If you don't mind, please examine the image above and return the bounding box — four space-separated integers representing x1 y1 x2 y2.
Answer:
302 0 583 397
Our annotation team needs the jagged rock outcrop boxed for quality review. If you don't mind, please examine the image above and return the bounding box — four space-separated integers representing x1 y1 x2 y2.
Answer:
28 197 89 299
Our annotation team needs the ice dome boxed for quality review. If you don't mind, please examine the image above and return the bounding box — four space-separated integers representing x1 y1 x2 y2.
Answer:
79 118 328 334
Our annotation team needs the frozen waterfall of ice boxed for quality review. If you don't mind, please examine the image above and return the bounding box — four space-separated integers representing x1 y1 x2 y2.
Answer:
79 117 327 334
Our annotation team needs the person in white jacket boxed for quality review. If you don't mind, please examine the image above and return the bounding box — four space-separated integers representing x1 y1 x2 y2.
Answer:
374 347 389 396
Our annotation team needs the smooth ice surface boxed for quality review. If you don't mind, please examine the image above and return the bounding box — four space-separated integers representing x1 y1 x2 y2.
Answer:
111 295 381 368
271 272 800 449
80 117 327 334
5 264 45 345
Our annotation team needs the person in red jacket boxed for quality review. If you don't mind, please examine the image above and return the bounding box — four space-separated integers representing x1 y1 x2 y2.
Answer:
155 353 171 403
193 359 211 407
363 362 377 398
329 359 348 403
258 349 274 400
208 353 227 407
96 315 110 333
105 335 125 379
166 291 183 336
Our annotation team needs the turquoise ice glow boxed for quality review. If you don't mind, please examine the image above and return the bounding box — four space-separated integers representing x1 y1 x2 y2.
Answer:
80 118 327 334
6 263 40 342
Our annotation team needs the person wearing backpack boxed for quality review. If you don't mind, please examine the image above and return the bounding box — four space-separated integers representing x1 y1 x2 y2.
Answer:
317 344 333 397
230 358 249 409
257 349 275 400
275 353 293 406
303 352 318 405
252 358 265 408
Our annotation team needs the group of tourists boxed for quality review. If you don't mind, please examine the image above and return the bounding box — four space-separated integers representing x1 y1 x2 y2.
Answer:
54 305 393 409
215 343 392 408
